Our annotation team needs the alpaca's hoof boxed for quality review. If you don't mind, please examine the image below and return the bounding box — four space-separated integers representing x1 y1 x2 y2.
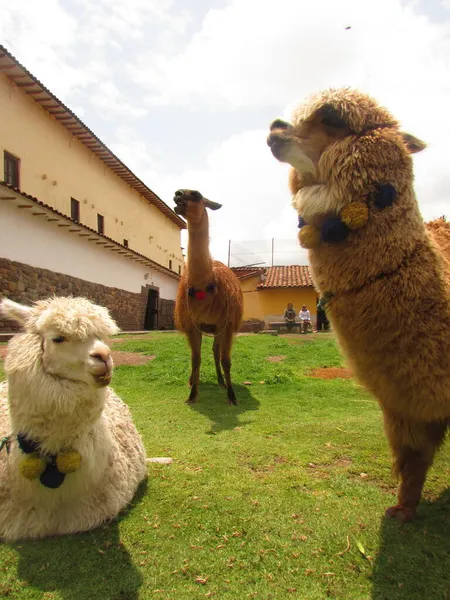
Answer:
385 504 416 523
227 389 237 406
186 395 198 404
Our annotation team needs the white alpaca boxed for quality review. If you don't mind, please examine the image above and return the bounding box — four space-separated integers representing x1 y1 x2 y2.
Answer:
0 296 147 541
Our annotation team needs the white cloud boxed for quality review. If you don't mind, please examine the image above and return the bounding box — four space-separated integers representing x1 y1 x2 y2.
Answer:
1 0 448 268
125 0 450 260
0 0 91 98
90 81 147 119
130 0 450 112
0 0 190 106
76 0 190 45
110 126 309 265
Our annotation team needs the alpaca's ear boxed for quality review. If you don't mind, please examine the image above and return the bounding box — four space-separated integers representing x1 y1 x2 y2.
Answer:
0 298 32 325
400 132 426 154
203 198 222 211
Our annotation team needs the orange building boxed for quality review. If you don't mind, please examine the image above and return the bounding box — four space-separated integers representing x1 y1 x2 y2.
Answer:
231 266 319 329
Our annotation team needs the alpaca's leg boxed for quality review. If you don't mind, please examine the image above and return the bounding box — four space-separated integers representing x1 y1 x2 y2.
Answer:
187 328 202 404
220 329 237 405
383 410 447 522
213 337 225 387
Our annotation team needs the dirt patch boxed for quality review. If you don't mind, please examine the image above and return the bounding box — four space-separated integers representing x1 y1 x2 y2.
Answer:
266 355 286 363
308 367 353 380
112 351 156 366
0 347 7 360
110 335 155 344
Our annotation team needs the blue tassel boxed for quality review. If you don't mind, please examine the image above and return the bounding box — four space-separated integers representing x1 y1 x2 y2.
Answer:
373 183 396 209
321 218 350 243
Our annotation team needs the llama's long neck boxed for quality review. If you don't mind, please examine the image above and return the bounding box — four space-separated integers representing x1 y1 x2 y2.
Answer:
187 211 214 286
6 334 106 454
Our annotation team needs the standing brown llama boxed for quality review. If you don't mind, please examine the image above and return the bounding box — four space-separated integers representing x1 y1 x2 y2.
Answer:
267 87 449 522
173 189 243 405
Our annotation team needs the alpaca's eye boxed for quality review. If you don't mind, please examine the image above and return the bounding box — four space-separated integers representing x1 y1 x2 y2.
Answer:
52 336 66 344
319 105 348 129
322 115 347 129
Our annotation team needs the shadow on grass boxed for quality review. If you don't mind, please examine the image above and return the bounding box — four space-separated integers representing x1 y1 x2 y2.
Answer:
371 488 450 600
14 479 148 600
189 383 260 435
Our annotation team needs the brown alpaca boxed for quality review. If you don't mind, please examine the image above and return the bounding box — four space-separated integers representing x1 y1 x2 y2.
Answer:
173 189 243 405
267 88 449 522
426 218 450 274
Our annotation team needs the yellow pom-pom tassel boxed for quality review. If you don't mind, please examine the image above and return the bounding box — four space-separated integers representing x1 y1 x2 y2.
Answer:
340 202 369 230
20 454 46 479
299 225 322 249
56 451 81 474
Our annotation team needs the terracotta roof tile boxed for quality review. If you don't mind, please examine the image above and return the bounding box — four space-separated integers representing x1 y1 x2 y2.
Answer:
257 265 313 288
230 267 266 279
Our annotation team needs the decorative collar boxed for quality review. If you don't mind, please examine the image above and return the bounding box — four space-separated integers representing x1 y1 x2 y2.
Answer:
318 237 421 312
188 282 216 300
17 433 81 489
297 183 396 249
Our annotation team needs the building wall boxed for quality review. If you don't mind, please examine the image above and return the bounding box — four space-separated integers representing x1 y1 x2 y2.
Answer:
239 275 318 325
0 256 145 332
240 275 264 320
0 257 177 333
259 288 319 326
0 73 183 274
0 199 179 299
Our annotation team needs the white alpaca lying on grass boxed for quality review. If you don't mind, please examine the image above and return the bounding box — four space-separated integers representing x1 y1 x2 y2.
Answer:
0 296 147 541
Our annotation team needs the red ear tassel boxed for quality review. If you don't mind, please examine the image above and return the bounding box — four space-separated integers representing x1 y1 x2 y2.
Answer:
195 290 206 300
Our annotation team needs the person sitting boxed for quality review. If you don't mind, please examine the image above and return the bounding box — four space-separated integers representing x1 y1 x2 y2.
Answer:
283 303 296 332
299 305 311 333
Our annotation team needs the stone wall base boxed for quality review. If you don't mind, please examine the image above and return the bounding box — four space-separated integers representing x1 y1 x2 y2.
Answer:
0 257 175 333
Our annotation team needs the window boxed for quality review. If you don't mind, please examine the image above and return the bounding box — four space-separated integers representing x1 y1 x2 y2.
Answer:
178 265 181 274
71 198 80 222
97 214 104 235
4 151 20 188
123 239 129 248
169 260 173 270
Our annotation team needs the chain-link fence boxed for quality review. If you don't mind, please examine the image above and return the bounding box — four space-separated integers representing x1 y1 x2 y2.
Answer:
227 238 307 267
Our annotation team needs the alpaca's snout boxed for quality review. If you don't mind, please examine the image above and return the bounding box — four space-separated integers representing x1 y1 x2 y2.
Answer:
267 132 288 159
174 189 202 204
174 189 203 216
268 119 294 157
266 132 280 148
89 343 113 384
269 118 292 132
174 190 187 215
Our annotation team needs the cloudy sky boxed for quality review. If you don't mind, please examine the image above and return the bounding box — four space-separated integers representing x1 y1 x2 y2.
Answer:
1 0 449 266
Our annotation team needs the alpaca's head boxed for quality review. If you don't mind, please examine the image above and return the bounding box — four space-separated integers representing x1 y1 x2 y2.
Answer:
1 296 119 388
173 189 222 231
267 88 427 225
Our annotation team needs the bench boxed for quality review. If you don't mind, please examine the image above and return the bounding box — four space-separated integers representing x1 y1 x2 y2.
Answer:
269 321 302 334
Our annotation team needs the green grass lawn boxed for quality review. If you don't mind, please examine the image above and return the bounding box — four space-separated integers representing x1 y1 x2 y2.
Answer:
0 332 449 600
